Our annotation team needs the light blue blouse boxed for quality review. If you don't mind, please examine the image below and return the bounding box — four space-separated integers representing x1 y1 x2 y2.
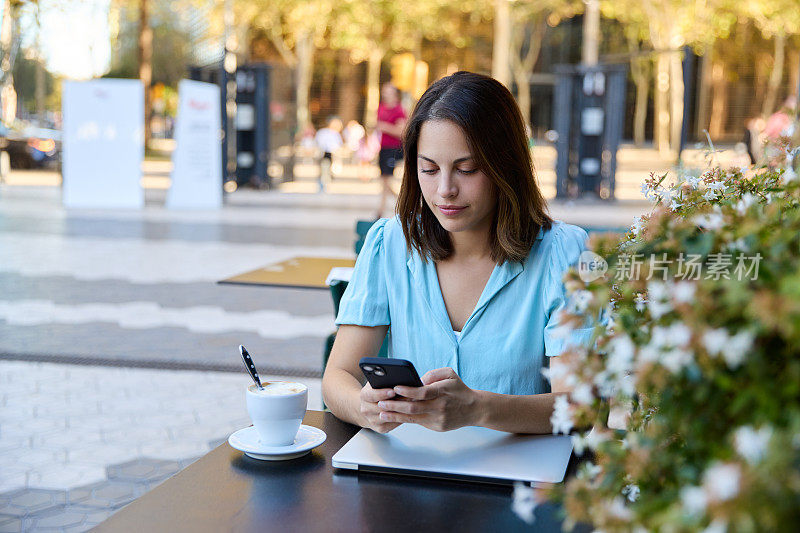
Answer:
335 217 594 396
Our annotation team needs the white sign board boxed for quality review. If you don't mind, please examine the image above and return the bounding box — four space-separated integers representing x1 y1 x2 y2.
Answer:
62 79 144 209
166 80 222 209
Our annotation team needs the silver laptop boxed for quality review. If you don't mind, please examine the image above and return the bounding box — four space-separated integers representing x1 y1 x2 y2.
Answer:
332 423 574 485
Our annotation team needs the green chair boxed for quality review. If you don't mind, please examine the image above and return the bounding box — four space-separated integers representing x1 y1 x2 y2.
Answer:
323 220 388 383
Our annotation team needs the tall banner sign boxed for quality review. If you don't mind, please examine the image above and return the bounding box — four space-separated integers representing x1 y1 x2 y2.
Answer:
62 79 144 208
166 80 223 209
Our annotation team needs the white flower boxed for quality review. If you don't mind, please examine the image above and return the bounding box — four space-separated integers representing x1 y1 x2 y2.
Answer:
686 174 703 188
572 428 608 454
647 281 673 318
617 374 636 397
661 347 693 374
703 328 729 356
702 189 718 202
722 331 754 369
622 483 640 503
569 290 594 313
631 216 645 236
734 425 772 465
782 167 797 184
695 213 724 230
634 293 647 312
673 282 696 304
648 299 672 319
572 433 589 455
541 363 568 384
705 329 754 369
579 462 603 480
703 462 741 502
672 322 693 345
593 371 617 398
703 520 728 533
727 237 748 252
640 182 651 199
669 198 683 211
551 395 574 435
607 497 632 520
735 193 756 215
655 187 672 202
638 344 660 365
648 280 670 301
681 485 708 516
707 180 726 191
571 382 594 405
607 334 635 375
512 482 538 524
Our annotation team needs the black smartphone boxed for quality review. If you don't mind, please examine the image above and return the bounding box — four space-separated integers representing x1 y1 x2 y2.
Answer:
359 357 424 390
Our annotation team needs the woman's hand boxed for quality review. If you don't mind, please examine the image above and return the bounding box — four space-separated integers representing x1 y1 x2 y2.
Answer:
377 367 481 432
359 381 401 433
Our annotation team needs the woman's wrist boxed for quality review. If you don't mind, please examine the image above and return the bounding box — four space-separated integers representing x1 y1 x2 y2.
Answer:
471 389 494 428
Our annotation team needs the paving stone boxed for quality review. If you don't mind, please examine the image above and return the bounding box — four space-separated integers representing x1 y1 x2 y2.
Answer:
66 480 143 510
0 514 22 533
106 458 181 484
23 505 86 529
0 488 65 517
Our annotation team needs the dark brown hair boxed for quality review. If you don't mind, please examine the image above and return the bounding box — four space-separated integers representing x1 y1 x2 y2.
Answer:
397 71 553 264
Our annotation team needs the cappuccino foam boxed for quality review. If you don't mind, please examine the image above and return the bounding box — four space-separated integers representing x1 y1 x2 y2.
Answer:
251 381 306 396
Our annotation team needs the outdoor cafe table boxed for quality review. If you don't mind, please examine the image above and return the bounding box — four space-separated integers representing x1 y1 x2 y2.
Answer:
95 411 589 532
217 256 355 290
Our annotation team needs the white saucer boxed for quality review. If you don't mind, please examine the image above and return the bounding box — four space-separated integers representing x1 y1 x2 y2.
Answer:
228 425 327 461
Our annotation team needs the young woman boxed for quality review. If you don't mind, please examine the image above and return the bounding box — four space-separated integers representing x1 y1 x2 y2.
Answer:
322 71 594 435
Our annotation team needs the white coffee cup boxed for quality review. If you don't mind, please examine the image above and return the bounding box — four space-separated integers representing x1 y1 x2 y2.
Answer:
245 381 308 447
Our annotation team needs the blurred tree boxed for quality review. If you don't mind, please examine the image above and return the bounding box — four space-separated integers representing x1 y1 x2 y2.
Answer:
105 1 192 89
739 0 800 117
0 0 24 123
329 0 489 129
236 0 335 131
507 0 581 131
602 0 735 155
12 47 56 115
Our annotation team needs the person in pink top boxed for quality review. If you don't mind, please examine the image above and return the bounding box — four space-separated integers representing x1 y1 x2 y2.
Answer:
375 83 407 218
764 96 797 140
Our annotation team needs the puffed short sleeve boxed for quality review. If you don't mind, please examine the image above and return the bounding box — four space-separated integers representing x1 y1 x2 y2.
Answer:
335 218 390 327
543 224 596 357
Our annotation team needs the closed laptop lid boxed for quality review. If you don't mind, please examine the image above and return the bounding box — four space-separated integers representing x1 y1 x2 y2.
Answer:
332 424 574 485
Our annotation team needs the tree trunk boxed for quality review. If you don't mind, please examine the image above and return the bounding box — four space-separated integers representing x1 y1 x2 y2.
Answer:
628 37 650 146
295 31 314 129
762 32 785 117
512 65 530 129
654 51 670 155
695 49 712 139
789 49 800 105
633 71 649 146
509 16 545 134
491 0 511 87
336 49 360 125
582 0 600 66
363 47 384 130
138 0 152 148
709 59 728 139
669 47 684 155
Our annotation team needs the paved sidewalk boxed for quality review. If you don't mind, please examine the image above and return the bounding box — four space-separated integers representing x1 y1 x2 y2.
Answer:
0 360 322 531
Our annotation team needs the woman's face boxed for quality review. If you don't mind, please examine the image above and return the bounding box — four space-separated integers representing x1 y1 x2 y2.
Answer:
417 119 496 236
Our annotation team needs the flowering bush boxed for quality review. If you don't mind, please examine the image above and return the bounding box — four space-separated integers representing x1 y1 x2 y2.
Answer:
521 153 800 530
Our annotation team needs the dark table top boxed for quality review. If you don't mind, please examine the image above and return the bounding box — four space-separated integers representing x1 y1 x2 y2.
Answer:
96 411 585 533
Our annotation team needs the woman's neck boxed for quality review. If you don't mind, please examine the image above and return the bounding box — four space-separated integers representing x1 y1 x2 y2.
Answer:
447 225 493 262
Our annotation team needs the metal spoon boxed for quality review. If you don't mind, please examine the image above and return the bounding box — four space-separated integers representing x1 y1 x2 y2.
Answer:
239 345 264 390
